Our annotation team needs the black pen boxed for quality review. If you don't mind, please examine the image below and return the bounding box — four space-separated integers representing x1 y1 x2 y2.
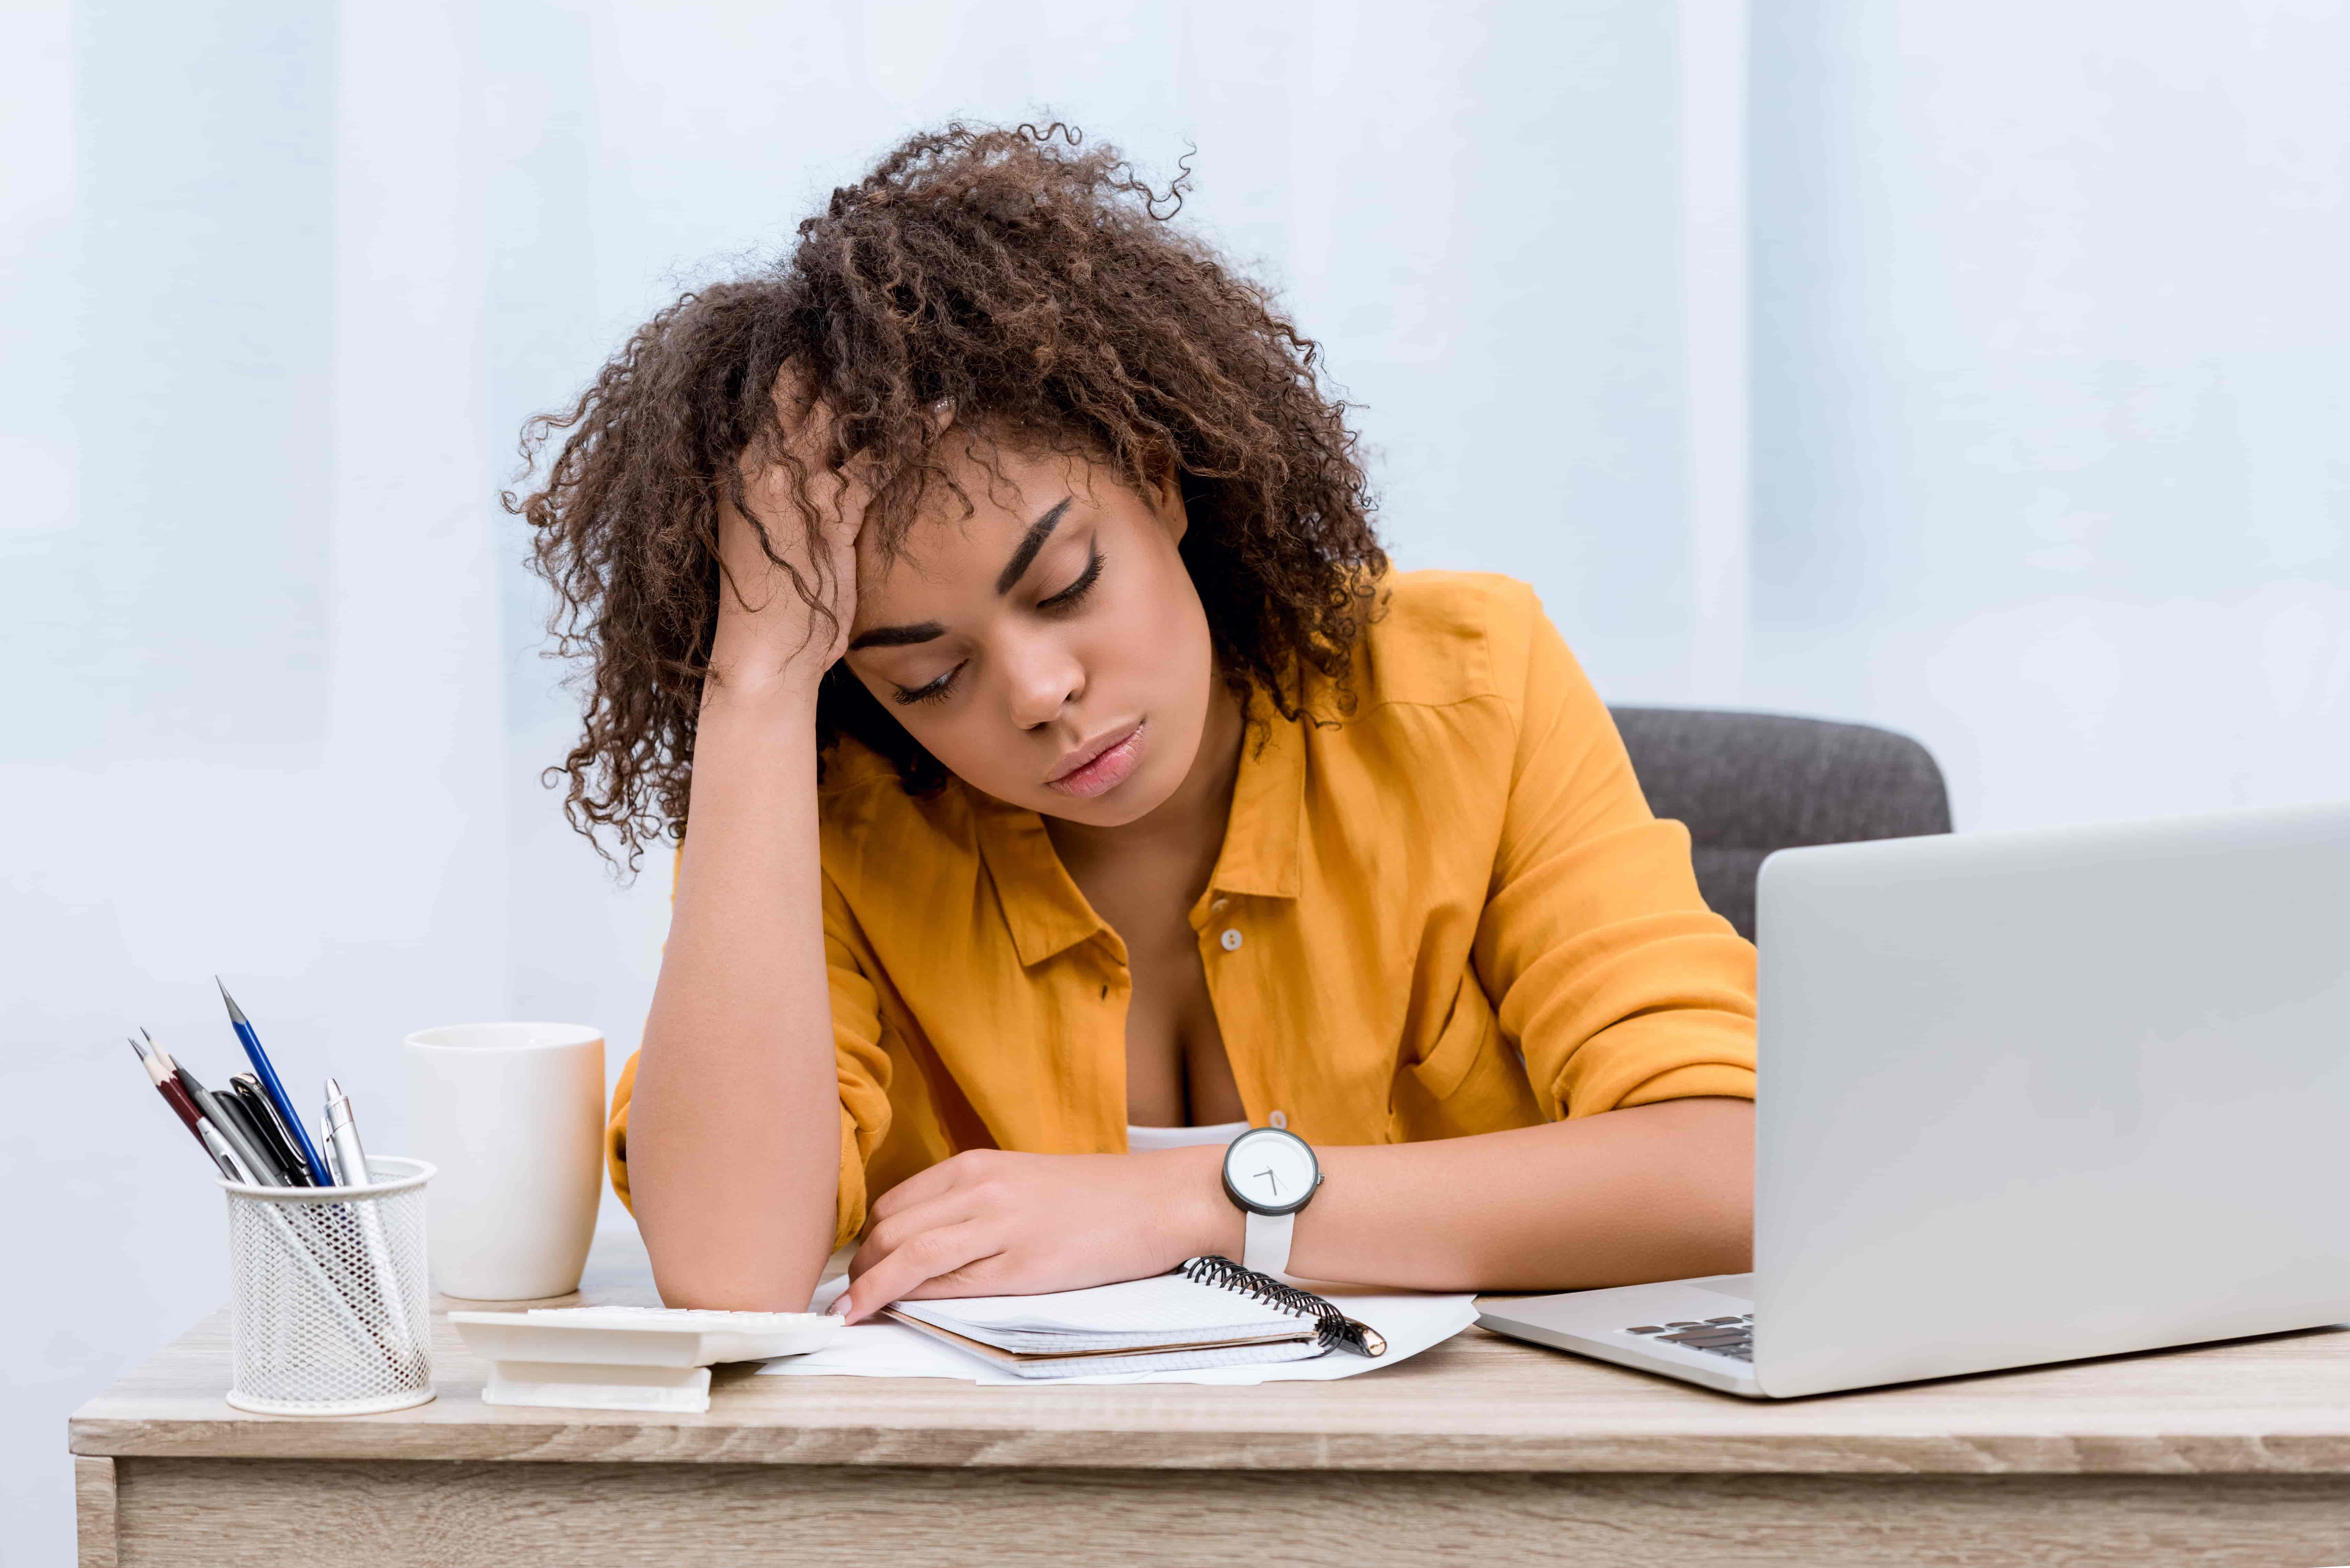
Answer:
151 1037 287 1188
233 1074 313 1186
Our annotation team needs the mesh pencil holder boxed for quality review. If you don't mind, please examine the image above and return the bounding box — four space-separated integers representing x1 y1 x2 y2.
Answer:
221 1156 436 1415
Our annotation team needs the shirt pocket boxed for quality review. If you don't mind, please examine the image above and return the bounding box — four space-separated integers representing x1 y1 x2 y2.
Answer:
1408 973 1500 1101
1390 973 1545 1141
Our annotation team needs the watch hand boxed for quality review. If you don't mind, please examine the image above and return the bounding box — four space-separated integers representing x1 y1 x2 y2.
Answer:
1258 1168 1279 1193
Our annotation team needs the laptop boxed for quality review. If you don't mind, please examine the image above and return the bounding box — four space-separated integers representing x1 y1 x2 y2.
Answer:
1475 799 2350 1398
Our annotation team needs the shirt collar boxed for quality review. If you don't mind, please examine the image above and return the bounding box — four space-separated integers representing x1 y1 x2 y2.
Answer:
1203 696 1305 901
971 797 1106 967
971 697 1307 967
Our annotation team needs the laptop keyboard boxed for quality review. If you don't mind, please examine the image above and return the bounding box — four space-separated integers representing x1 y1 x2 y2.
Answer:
1620 1314 1753 1362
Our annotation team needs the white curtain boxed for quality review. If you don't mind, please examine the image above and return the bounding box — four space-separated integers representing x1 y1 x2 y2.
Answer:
3 1 2344 1557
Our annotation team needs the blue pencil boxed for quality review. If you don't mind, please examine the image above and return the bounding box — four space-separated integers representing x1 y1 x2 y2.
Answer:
214 978 334 1185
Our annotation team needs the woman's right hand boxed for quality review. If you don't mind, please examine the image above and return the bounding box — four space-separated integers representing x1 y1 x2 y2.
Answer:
706 377 869 699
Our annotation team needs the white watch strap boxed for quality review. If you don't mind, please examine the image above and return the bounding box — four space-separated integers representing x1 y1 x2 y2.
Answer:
1242 1209 1295 1276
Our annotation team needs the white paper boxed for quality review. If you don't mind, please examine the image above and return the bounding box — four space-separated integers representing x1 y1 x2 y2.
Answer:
760 1276 1476 1386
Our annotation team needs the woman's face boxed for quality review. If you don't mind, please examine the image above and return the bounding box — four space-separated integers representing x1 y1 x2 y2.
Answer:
841 438 1217 827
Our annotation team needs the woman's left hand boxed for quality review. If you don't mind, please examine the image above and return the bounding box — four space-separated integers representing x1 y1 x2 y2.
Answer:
837 1146 1241 1322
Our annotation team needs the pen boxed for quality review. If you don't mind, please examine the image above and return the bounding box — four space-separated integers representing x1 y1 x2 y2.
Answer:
197 1117 256 1181
319 1078 416 1361
323 1077 370 1189
211 1082 296 1186
232 1073 314 1186
215 979 333 1184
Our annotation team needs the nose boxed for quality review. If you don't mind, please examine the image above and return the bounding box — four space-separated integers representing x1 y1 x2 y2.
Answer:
1002 627 1085 731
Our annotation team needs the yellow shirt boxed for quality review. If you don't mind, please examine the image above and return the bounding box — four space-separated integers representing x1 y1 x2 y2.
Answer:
609 571 1758 1247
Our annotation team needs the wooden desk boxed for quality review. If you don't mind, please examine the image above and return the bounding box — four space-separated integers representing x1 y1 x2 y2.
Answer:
71 1236 2350 1566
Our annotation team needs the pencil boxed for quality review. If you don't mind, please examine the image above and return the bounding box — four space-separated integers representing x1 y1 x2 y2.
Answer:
216 980 334 1185
130 1035 210 1145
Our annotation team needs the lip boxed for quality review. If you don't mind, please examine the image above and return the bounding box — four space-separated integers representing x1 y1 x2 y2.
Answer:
1045 719 1147 798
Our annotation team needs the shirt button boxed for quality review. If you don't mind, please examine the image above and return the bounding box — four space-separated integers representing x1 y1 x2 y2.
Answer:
1219 928 1244 952
1212 896 1229 914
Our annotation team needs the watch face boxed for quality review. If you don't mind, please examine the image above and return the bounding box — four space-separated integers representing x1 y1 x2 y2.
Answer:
1223 1128 1318 1216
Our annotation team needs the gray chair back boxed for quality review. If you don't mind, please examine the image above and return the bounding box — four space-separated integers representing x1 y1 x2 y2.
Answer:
1609 707 1953 941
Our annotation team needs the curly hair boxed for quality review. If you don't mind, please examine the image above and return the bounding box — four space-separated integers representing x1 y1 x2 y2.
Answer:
510 122 1385 867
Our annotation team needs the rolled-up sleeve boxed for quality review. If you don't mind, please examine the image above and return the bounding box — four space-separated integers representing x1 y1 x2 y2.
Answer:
606 860 895 1252
817 873 895 1246
1470 598 1758 1119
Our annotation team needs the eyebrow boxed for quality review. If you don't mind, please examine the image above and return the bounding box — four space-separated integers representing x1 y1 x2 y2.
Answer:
993 497 1072 596
846 497 1073 653
845 620 945 652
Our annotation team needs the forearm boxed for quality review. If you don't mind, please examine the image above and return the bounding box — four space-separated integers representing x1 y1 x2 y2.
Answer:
628 681 841 1310
1176 1098 1753 1293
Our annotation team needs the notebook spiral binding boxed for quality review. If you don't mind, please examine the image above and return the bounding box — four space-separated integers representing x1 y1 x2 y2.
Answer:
1174 1255 1389 1357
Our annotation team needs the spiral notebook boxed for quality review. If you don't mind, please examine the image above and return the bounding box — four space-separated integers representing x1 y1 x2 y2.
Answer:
882 1256 1388 1380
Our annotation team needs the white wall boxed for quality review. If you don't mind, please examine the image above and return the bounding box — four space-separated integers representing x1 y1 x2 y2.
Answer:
3 0 518 1553
3 0 2343 1558
1747 1 2350 829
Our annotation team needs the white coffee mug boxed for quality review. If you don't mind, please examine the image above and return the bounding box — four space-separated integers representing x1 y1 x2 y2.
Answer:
404 1022 605 1300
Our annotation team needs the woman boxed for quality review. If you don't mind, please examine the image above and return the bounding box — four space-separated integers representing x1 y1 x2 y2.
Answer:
516 123 1756 1320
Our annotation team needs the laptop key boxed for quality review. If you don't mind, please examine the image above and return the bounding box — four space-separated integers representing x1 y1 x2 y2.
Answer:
1618 1317 1759 1363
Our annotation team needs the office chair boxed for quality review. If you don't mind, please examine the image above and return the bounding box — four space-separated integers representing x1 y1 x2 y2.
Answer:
1609 708 1954 941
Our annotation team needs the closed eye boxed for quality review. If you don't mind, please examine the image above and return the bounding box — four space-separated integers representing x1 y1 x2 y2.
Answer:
889 548 1101 706
891 666 962 706
1037 548 1103 612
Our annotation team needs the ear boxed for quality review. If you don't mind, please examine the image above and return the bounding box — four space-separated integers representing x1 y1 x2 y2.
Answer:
1144 446 1188 546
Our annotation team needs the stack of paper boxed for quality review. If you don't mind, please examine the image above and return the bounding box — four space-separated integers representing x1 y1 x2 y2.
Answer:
451 1306 840 1412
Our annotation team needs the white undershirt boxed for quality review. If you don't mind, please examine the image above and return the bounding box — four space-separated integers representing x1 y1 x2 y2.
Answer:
1123 1120 1250 1153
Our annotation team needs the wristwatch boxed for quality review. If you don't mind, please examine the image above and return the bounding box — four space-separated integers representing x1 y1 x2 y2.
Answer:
1221 1125 1321 1276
